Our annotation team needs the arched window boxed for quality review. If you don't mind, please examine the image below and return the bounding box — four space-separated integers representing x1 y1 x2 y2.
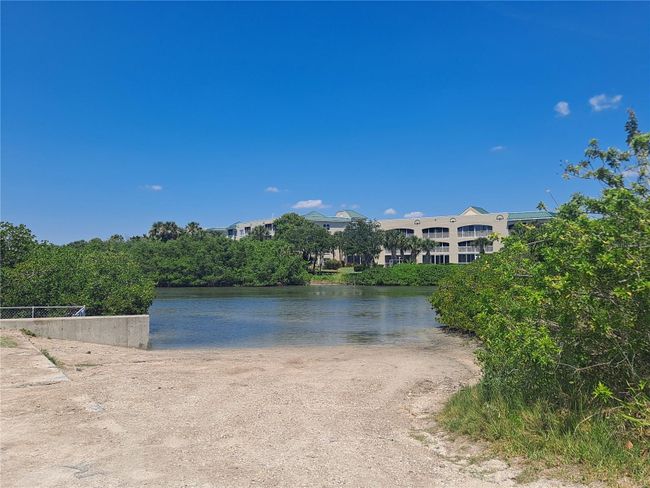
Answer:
422 227 449 239
394 228 415 236
457 224 493 238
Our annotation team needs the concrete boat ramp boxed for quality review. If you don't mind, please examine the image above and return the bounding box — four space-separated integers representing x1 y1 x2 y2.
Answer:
0 330 69 389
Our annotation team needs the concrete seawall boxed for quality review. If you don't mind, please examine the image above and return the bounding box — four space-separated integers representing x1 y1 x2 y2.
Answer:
0 315 149 349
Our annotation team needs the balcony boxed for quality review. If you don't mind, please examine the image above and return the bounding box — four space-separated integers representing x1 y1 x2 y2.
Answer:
457 230 491 238
458 245 493 253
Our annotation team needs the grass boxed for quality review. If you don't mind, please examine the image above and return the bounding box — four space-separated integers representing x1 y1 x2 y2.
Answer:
40 348 61 366
310 266 358 284
437 384 650 486
20 328 36 337
0 336 18 348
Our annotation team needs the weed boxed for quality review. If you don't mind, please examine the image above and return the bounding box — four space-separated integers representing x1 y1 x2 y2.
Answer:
438 384 650 486
40 348 60 366
0 336 18 348
20 328 36 337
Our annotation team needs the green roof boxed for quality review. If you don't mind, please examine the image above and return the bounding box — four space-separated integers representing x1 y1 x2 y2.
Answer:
507 211 554 221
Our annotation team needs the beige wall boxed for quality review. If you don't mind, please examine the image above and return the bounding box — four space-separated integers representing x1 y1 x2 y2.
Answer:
378 212 509 264
0 315 150 349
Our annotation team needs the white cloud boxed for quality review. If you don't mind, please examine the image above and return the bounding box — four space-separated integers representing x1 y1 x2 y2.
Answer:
292 199 328 209
490 145 506 152
265 186 280 193
144 184 163 191
404 211 424 218
589 94 622 112
384 208 397 215
554 101 570 117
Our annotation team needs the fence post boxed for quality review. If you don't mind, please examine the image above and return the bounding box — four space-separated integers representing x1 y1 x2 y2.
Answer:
32 306 35 318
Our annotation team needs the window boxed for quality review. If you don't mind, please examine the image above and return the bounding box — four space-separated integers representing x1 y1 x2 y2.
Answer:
459 254 477 264
422 254 450 264
323 224 330 230
395 228 414 236
423 227 449 238
457 224 493 238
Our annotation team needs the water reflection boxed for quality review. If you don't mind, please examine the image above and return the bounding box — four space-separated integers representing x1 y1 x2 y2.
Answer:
149 285 440 349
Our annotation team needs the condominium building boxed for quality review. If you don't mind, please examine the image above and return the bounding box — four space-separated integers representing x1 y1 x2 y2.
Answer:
222 206 553 264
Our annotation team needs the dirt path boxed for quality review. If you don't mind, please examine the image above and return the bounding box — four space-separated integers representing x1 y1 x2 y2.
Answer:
0 330 583 487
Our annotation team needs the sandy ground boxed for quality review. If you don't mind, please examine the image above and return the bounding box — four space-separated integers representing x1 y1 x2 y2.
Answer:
0 329 585 488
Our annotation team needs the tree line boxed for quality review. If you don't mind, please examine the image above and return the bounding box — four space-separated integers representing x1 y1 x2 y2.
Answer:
0 209 462 314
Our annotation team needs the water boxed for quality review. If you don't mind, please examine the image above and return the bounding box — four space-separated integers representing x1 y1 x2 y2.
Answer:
149 285 441 349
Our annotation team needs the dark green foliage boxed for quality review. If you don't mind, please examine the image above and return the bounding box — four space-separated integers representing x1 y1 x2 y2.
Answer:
2 245 155 315
273 213 332 270
347 263 457 286
127 234 309 286
339 219 383 266
431 113 650 442
0 222 37 268
323 258 342 270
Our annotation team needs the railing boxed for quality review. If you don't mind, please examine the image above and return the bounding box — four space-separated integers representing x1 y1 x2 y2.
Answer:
457 230 492 238
0 306 86 319
458 245 494 253
423 232 449 239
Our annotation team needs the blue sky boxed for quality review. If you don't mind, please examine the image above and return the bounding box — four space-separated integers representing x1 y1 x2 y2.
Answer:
2 2 649 243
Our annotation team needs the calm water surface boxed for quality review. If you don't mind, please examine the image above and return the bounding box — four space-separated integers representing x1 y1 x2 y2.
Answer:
149 285 441 349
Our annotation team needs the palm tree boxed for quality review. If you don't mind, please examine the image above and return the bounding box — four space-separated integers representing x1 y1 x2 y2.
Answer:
383 230 401 266
185 221 203 237
421 238 437 264
148 221 182 241
407 235 423 263
397 233 409 264
474 236 494 254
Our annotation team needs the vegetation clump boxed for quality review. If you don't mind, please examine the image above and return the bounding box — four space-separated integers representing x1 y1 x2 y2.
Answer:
430 112 650 484
0 336 18 348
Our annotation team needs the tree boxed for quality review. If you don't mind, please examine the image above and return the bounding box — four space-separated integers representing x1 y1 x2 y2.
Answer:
2 244 155 315
421 238 438 263
397 233 409 263
340 220 383 267
148 221 183 241
383 230 402 266
0 222 37 268
473 236 493 255
184 222 203 237
406 235 423 263
249 225 271 241
273 213 330 268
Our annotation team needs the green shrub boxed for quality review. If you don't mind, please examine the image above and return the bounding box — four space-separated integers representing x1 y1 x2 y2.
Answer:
348 263 457 286
1 245 155 315
431 113 650 438
323 258 342 270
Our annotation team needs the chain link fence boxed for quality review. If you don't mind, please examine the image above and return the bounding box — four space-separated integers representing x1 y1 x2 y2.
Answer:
0 306 86 319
